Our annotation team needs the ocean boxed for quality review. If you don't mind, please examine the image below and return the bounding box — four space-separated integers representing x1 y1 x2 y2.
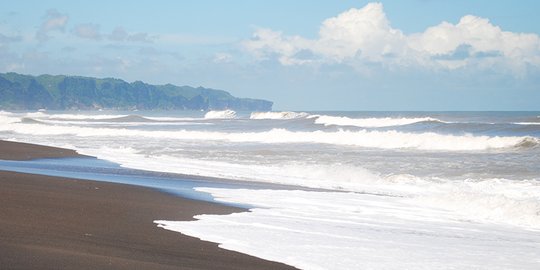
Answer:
1 110 540 269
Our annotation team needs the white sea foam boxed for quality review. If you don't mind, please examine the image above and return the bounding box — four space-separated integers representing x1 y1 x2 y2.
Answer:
76 149 402 193
20 111 204 122
24 112 128 120
0 110 16 116
22 118 209 127
313 115 441 127
0 114 18 124
1 121 537 151
72 146 540 230
204 110 236 119
514 122 540 125
156 187 540 270
144 116 200 121
250 111 309 119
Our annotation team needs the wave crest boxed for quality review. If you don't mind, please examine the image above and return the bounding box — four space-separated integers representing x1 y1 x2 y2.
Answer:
313 115 442 127
204 110 237 119
3 120 537 151
515 137 540 148
27 112 127 120
250 111 309 120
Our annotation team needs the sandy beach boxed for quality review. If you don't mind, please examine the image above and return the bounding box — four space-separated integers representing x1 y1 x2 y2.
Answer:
0 140 296 270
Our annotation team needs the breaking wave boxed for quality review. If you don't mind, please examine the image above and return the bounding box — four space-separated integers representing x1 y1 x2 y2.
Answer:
250 111 309 120
25 112 128 120
22 112 200 123
515 122 540 126
312 115 443 127
19 117 46 124
102 115 156 122
204 110 237 119
2 121 537 151
77 146 540 229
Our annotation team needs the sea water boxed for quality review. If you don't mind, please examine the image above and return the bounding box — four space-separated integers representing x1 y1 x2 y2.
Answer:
1 110 540 269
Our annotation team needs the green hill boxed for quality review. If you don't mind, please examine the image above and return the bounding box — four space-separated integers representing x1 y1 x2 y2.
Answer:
0 72 272 111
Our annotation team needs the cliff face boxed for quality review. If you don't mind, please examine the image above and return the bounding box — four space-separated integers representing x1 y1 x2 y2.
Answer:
0 73 273 111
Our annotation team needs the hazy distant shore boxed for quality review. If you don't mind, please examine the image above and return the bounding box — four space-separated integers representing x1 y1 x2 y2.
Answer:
0 140 295 270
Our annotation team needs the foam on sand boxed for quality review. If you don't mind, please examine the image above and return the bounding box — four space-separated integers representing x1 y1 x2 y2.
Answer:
156 187 540 270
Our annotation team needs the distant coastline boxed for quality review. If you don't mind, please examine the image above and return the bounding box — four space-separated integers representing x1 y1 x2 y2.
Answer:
0 72 272 111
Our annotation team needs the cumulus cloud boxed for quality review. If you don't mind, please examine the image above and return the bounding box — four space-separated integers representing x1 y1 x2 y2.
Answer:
316 3 406 62
409 14 540 72
243 2 540 75
36 9 69 41
72 23 102 40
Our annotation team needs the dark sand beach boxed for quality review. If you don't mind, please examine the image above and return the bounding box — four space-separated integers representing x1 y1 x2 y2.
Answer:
0 140 296 270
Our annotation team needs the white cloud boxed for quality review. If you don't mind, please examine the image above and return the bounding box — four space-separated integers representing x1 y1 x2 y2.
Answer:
409 15 540 72
243 2 540 75
108 27 153 43
72 23 102 40
68 25 153 43
213 52 233 63
36 9 69 41
243 28 308 65
316 3 406 62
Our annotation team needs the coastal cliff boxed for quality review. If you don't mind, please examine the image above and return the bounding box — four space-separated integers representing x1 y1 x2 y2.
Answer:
0 72 272 111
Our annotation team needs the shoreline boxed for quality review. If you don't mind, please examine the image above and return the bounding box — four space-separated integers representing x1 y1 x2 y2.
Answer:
0 140 296 269
0 139 316 192
0 140 90 160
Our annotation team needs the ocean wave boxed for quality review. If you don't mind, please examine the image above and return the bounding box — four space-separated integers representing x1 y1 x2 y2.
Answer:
0 113 18 124
19 117 46 124
17 111 204 122
102 115 157 122
144 116 200 121
250 111 309 120
2 120 538 151
76 146 540 229
31 112 200 124
25 112 127 120
515 137 540 148
312 115 443 127
204 110 236 119
46 115 159 123
514 122 540 126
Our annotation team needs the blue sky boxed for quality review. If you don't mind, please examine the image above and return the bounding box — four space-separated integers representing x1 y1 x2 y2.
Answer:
1 1 539 110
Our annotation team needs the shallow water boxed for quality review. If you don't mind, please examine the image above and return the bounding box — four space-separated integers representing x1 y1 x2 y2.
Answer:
0 157 288 208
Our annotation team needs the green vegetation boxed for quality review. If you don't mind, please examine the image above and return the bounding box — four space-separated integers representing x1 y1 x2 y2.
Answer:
0 72 273 111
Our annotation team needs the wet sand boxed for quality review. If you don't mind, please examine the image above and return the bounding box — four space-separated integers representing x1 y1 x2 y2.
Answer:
0 140 86 160
0 140 296 270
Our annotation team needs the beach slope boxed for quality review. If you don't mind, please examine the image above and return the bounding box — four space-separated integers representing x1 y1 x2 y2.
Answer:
0 141 295 269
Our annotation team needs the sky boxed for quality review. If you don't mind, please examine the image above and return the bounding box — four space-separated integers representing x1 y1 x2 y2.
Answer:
1 0 539 111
